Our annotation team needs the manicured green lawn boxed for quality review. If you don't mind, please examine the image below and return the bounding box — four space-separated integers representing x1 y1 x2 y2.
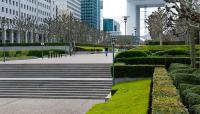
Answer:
87 79 151 114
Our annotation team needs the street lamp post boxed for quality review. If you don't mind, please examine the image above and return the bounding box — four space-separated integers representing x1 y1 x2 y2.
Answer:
1 17 9 62
122 16 130 36
111 35 116 86
41 42 44 59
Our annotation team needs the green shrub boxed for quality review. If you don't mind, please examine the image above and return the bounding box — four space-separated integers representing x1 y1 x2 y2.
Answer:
169 63 189 72
8 50 16 57
112 65 160 78
133 45 189 54
172 73 200 87
115 50 148 59
152 67 188 114
191 104 200 114
153 49 189 56
146 41 186 45
184 92 200 108
27 50 42 57
169 68 196 75
76 46 103 52
179 83 197 93
115 57 191 68
182 86 200 108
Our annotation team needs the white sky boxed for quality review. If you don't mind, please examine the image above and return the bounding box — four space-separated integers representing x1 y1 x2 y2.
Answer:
103 0 158 36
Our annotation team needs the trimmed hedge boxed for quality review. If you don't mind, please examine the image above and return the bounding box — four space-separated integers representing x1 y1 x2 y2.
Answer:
168 63 200 113
153 49 189 56
0 43 107 47
75 46 103 52
112 65 161 78
146 41 186 45
115 57 191 68
115 50 148 59
182 87 200 108
191 104 200 114
133 45 189 54
152 67 188 114
170 73 200 86
0 49 65 58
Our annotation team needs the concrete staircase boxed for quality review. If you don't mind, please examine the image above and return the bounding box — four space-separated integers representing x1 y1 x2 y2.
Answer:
0 64 112 99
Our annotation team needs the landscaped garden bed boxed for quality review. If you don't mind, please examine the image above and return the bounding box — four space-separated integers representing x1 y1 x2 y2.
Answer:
87 79 152 114
87 45 200 113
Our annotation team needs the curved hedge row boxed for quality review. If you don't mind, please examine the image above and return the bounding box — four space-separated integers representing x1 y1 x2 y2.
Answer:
169 63 200 113
0 49 65 58
152 49 189 56
115 50 148 59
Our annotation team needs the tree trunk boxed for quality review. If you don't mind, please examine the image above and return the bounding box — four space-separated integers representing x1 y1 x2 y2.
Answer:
159 33 163 46
189 31 196 68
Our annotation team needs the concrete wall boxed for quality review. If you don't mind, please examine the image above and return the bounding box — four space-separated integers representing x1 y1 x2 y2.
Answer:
126 0 165 36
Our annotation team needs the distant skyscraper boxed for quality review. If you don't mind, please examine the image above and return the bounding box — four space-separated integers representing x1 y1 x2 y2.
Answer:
103 19 121 36
81 0 100 29
100 0 103 30
55 0 81 19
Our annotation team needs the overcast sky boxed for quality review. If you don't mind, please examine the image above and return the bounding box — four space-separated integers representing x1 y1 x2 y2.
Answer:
103 0 157 36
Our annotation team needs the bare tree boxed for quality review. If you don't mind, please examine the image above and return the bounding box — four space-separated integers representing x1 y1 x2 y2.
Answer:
165 0 200 68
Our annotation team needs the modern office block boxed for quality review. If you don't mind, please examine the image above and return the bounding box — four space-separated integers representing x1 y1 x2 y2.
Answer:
0 0 56 43
55 0 81 19
81 0 100 29
103 18 121 36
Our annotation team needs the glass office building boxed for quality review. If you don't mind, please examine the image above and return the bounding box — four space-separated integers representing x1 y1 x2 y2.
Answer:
103 19 121 36
81 0 100 29
55 0 81 19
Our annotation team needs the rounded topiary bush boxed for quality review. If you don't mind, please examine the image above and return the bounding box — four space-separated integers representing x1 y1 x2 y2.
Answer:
191 104 200 114
153 49 189 56
169 63 189 72
115 50 148 59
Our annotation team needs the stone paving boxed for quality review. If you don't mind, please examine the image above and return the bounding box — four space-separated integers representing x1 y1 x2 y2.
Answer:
0 98 104 114
0 53 113 64
0 52 112 114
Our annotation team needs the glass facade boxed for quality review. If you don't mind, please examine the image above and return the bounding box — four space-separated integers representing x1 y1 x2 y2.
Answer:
103 18 121 36
81 0 100 29
55 0 81 19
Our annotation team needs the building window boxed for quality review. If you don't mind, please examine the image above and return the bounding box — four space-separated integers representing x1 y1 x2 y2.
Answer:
2 7 4 12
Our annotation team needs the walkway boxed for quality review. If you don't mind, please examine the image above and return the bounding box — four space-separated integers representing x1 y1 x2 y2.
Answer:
0 99 104 114
0 53 113 64
0 52 112 114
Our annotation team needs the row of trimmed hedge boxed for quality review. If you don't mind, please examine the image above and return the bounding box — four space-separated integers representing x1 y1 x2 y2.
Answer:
115 57 191 68
0 49 65 58
169 63 200 113
115 49 190 58
152 67 188 114
75 46 103 52
132 45 189 54
0 43 107 47
145 41 186 45
112 65 163 78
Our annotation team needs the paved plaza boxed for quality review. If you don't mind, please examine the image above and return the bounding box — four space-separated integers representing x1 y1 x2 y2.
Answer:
0 53 113 64
0 98 104 114
0 53 112 114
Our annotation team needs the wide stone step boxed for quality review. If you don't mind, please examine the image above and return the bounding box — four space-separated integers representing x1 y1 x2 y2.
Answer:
0 95 108 99
0 90 110 93
0 83 112 86
0 64 112 99
0 80 112 83
0 88 111 91
0 93 108 96
0 85 111 88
